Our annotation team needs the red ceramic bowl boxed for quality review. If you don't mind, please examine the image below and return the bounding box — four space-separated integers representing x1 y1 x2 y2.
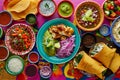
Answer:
38 0 56 17
57 0 74 18
5 24 35 55
74 1 104 32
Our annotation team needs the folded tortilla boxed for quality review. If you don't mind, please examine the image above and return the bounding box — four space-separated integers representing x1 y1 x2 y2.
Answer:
109 53 120 73
90 42 116 68
77 51 106 79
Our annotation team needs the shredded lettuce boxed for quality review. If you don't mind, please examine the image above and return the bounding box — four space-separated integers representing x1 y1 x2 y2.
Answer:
82 9 95 22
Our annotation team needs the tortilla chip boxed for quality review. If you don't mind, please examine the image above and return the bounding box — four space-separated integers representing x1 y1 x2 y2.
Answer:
18 0 39 18
7 0 20 9
109 53 120 73
7 0 30 13
10 11 21 20
77 51 106 79
7 0 40 20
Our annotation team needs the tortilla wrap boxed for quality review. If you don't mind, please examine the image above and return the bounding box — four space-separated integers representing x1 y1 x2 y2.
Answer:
77 51 106 79
90 42 116 68
109 53 120 73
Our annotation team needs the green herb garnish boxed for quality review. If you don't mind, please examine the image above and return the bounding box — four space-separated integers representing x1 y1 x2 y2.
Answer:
118 31 120 34
45 3 50 9
75 54 83 64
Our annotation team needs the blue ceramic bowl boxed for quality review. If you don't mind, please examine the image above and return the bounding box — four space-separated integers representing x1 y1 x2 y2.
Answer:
99 24 110 36
36 18 81 64
111 16 120 47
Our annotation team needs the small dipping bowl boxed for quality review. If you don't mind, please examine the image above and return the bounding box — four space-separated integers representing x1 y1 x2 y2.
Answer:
0 10 12 27
0 45 9 61
25 64 38 78
26 14 37 25
99 24 110 36
38 0 56 17
0 27 3 38
40 66 52 79
5 56 24 76
57 0 74 18
82 33 97 48
28 51 39 64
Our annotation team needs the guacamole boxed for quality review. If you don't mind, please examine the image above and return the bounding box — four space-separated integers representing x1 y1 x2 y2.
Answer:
58 2 73 17
43 30 60 56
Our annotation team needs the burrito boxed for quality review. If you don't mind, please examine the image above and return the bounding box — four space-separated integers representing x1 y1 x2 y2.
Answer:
109 53 120 73
74 51 106 79
89 42 116 68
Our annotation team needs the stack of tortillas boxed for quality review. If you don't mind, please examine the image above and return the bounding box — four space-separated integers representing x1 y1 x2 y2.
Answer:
6 0 40 20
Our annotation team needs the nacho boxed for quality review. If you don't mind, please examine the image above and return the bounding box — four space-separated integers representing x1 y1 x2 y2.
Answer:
7 0 30 13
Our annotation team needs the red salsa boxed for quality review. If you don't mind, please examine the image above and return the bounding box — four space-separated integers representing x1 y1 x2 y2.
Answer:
0 46 8 60
0 12 11 26
29 52 38 62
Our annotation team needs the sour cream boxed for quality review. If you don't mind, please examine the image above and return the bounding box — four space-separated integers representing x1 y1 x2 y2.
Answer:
39 0 56 16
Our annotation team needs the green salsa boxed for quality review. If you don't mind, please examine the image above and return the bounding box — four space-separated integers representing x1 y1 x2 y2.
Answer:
58 2 73 17
26 14 36 25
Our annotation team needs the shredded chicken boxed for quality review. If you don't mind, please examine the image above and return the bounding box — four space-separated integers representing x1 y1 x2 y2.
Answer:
49 24 74 40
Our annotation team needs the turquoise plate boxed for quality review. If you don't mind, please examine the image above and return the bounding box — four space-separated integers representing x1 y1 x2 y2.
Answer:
36 18 81 64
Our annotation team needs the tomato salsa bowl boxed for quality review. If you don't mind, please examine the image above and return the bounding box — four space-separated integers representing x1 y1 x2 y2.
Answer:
28 51 40 64
5 24 35 55
74 1 104 31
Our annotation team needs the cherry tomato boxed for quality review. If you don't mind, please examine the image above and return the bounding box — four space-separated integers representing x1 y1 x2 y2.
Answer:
115 11 120 15
114 1 120 6
107 3 112 9
110 6 114 10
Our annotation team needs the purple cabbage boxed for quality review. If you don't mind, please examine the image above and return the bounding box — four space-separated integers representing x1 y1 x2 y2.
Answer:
56 35 75 58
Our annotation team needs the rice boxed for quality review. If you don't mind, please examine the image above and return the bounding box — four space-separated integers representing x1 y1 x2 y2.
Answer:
39 0 55 16
8 58 23 73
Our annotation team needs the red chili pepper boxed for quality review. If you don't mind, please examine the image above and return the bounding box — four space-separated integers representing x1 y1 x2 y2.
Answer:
73 68 83 79
115 69 120 78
